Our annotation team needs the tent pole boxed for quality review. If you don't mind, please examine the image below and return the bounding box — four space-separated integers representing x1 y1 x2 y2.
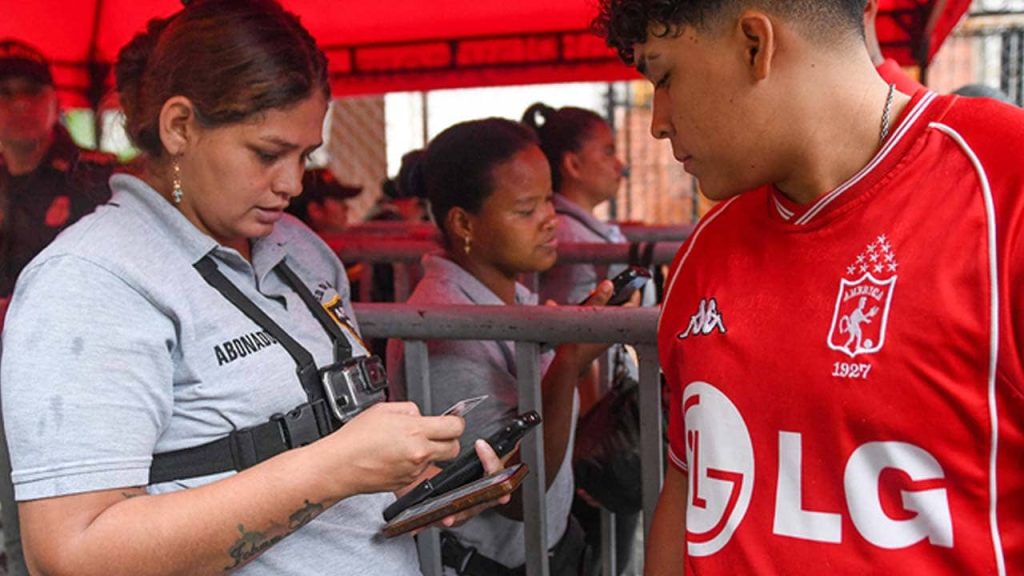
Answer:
605 83 618 220
624 81 633 223
420 91 430 147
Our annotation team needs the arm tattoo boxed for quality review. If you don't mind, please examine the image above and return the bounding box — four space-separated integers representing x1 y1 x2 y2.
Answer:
224 500 325 571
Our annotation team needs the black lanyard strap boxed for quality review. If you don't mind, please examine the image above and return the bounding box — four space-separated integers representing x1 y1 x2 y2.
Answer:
150 255 351 484
193 255 324 396
149 401 333 484
275 260 353 360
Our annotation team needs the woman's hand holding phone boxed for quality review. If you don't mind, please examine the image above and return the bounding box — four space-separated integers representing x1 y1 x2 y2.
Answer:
422 439 513 532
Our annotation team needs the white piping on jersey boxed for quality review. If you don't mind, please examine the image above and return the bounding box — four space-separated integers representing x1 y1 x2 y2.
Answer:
658 197 741 336
668 446 689 472
773 196 794 220
794 91 938 226
930 121 1006 576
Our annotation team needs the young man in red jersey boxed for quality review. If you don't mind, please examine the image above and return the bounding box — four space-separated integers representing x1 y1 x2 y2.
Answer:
593 1 1023 575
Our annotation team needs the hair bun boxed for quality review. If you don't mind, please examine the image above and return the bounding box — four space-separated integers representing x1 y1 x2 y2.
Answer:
116 15 174 156
521 102 555 130
404 150 428 200
115 17 172 116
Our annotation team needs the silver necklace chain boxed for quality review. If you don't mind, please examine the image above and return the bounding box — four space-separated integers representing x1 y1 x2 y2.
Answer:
879 82 896 144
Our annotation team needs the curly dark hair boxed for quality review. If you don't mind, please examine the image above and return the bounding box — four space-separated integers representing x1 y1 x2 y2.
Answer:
593 0 866 65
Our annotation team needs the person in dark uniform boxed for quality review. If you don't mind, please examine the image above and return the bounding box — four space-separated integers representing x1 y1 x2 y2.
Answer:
0 38 116 576
0 39 116 302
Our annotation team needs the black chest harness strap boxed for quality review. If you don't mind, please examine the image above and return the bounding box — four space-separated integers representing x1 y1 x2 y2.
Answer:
148 256 352 484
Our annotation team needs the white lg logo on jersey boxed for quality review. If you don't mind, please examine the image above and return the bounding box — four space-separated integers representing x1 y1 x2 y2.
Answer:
684 383 953 555
683 382 754 557
773 433 954 548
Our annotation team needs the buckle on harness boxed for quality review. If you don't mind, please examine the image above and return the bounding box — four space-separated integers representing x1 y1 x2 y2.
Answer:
272 403 323 448
440 532 478 575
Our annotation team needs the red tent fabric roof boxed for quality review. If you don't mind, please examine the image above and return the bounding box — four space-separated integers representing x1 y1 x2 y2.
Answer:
877 0 973 66
1 0 971 109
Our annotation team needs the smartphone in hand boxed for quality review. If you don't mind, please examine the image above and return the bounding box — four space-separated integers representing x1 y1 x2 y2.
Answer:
383 411 542 521
585 265 651 306
382 464 529 537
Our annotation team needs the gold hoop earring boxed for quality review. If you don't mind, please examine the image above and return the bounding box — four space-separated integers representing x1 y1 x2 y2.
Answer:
463 235 471 255
172 159 184 205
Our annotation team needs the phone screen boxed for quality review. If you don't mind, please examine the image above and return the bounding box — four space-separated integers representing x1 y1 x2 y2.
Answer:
607 266 651 305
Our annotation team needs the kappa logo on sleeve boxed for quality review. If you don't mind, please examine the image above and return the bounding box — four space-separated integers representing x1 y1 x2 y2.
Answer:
678 298 727 340
827 234 898 358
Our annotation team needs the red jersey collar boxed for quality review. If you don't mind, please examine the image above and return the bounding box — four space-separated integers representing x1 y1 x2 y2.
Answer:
768 89 939 227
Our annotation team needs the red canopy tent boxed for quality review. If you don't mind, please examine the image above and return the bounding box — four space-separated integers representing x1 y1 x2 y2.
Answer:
876 0 973 71
1 0 972 110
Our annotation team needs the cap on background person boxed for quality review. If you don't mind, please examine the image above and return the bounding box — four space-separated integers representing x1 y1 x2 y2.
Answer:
287 168 362 233
301 168 361 204
0 39 54 86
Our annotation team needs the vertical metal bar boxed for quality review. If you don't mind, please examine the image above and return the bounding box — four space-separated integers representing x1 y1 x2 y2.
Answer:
403 339 432 413
420 91 430 146
624 81 633 222
404 340 442 576
393 262 411 303
524 272 539 295
636 344 663 541
359 261 373 303
604 82 619 220
600 509 617 576
1013 30 1021 106
1001 30 1012 99
1017 29 1023 107
597 349 616 576
516 341 549 576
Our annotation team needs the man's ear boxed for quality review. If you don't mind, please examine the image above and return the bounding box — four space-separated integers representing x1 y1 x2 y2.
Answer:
738 11 775 82
158 95 199 156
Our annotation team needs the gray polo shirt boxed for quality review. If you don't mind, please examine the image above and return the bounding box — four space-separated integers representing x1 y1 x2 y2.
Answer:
1 174 418 575
539 195 629 306
387 253 576 569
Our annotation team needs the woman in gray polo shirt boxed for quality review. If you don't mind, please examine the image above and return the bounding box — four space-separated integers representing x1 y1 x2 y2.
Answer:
388 118 615 575
524 103 630 308
0 2 504 575
525 102 649 576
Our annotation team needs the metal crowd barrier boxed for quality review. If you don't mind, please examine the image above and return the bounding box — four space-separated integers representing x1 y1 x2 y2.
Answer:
354 303 663 576
327 236 685 302
325 237 683 266
339 221 693 243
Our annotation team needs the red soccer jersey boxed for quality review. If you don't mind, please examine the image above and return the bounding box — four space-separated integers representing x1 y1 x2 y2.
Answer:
659 90 1024 575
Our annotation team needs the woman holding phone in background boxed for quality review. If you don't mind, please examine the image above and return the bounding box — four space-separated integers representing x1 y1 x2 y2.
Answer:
388 118 616 575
